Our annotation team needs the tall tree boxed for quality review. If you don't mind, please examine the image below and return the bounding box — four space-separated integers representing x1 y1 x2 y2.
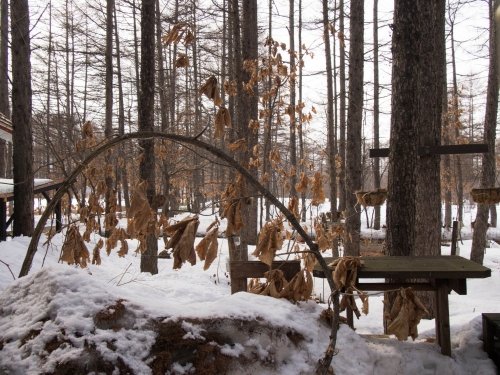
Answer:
344 0 364 256
104 0 115 235
240 0 258 247
386 0 420 256
11 0 34 236
114 2 129 210
471 0 498 265
288 0 298 204
0 0 9 178
372 0 381 230
448 3 464 224
139 0 158 274
337 0 347 212
322 0 338 228
414 1 445 257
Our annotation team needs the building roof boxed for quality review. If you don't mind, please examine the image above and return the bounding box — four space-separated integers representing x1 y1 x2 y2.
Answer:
0 113 12 142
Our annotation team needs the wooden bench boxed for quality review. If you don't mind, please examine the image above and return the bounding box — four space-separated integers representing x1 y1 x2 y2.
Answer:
482 313 500 367
229 260 301 293
313 255 491 356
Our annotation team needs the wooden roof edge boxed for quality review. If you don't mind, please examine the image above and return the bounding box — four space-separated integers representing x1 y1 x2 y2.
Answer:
0 178 66 201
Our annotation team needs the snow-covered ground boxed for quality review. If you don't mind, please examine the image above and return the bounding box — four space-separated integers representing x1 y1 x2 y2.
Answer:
0 204 498 374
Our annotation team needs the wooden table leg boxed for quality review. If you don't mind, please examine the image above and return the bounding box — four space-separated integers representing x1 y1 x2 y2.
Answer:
347 305 354 329
436 280 451 356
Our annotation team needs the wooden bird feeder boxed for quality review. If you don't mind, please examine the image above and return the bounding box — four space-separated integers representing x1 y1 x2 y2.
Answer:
470 188 500 204
355 188 387 206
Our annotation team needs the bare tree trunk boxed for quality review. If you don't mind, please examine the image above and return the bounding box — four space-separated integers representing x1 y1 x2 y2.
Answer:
262 0 272 224
373 0 381 230
139 0 158 274
443 62 452 229
191 1 203 213
298 0 307 222
239 0 258 248
114 2 129 211
414 1 446 317
11 0 34 236
104 0 115 236
471 0 498 265
155 0 170 218
0 0 10 178
338 0 347 212
289 0 298 203
450 18 464 224
386 0 420 257
322 0 337 218
344 0 364 257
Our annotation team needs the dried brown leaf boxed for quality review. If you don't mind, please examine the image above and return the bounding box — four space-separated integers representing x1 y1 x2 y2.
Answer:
228 138 247 152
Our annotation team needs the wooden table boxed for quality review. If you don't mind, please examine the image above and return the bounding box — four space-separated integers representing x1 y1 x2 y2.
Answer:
313 255 491 356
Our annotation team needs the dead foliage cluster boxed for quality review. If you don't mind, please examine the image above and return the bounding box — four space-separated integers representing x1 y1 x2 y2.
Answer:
164 215 200 269
329 257 368 319
311 171 326 206
214 107 232 138
248 267 313 302
60 225 90 268
195 219 220 271
314 217 345 251
175 53 189 68
220 175 249 237
76 121 97 151
252 217 284 266
227 138 247 152
162 22 195 46
91 239 104 265
385 287 429 341
355 188 388 207
127 181 157 253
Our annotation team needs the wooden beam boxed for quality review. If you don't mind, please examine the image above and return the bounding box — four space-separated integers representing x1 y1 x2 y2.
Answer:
419 143 488 156
369 143 488 158
369 148 389 158
230 260 301 284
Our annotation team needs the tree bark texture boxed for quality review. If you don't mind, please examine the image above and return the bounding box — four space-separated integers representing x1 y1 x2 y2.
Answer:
104 0 115 234
11 0 34 236
373 0 381 230
344 0 364 257
471 0 498 265
322 0 338 222
386 0 420 256
414 1 445 257
139 0 158 274
338 0 347 213
0 0 9 178
240 0 258 247
0 0 8 117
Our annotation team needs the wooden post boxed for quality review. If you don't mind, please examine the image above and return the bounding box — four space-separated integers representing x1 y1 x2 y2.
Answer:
435 280 451 356
0 198 6 241
228 236 247 293
55 198 62 232
450 220 458 256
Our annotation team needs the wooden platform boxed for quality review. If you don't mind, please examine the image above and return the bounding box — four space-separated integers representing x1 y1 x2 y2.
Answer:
0 178 65 240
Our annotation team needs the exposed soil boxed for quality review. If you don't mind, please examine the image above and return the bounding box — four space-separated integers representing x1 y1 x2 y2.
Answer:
16 299 308 375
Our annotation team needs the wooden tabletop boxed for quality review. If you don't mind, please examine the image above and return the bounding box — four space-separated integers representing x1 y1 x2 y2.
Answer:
313 255 491 279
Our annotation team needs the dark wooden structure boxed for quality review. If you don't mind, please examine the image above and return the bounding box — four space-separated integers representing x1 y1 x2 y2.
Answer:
313 256 491 356
0 178 65 241
229 260 301 291
369 143 489 158
482 313 500 368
